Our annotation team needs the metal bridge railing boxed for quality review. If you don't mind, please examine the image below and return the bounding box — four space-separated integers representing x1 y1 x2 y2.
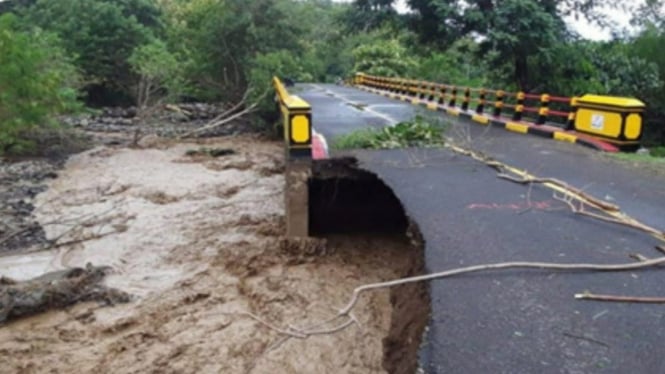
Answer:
354 73 646 150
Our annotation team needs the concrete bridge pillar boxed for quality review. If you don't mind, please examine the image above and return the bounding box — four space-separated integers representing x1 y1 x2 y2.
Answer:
285 160 310 237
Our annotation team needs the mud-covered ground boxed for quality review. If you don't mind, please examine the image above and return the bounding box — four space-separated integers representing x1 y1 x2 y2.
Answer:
0 132 425 373
0 104 253 256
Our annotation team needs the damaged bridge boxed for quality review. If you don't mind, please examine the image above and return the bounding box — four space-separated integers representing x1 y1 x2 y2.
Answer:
275 78 665 373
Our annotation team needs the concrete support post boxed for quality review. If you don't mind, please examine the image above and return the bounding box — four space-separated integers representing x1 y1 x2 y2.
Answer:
285 160 310 237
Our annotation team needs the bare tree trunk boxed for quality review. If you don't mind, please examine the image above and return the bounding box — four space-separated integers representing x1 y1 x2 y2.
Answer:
515 54 529 91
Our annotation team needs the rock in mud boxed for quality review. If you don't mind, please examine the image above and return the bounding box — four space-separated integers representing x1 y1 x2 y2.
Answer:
0 159 61 253
0 265 130 324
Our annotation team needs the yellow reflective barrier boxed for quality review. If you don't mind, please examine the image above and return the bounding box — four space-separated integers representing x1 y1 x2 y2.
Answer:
273 77 312 159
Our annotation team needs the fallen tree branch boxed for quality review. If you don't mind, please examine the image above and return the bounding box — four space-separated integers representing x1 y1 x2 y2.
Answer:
553 194 665 239
575 292 665 303
630 253 650 262
562 332 610 348
179 88 269 139
498 173 620 212
208 89 251 124
179 106 257 139
0 226 34 247
447 144 665 241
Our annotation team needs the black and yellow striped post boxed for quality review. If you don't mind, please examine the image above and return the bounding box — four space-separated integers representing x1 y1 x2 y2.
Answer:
462 88 471 111
494 90 505 117
537 94 550 125
449 86 457 107
354 73 363 86
566 97 578 130
476 89 486 114
513 92 525 121
428 83 436 102
439 85 447 105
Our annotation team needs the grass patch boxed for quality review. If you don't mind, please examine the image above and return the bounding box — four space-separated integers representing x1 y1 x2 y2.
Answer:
650 146 665 158
612 150 665 164
334 116 446 150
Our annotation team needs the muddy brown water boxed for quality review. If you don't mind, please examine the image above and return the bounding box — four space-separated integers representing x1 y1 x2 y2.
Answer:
0 136 429 373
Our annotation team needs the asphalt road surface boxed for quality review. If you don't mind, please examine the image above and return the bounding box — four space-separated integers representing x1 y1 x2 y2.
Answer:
299 84 665 374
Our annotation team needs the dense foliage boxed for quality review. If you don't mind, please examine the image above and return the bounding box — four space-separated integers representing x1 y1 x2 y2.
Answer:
0 13 81 155
1 0 664 155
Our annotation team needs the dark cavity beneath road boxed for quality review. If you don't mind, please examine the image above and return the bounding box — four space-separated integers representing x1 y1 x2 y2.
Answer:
300 84 665 373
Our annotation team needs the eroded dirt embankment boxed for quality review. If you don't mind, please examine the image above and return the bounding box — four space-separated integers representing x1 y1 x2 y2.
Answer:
0 136 428 373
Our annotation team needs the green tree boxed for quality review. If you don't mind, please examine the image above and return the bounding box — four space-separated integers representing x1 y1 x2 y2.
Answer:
0 14 81 155
352 37 415 77
343 0 400 32
404 0 628 89
409 38 487 87
630 24 665 145
21 0 160 105
159 0 304 101
482 0 563 90
128 39 187 112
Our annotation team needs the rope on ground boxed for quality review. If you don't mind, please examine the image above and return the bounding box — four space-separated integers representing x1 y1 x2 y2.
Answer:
239 257 665 343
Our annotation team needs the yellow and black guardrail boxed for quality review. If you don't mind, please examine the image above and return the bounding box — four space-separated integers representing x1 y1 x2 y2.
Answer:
273 77 312 159
354 73 646 152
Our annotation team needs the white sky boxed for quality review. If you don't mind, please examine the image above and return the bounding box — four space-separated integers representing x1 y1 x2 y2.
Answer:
334 0 643 41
